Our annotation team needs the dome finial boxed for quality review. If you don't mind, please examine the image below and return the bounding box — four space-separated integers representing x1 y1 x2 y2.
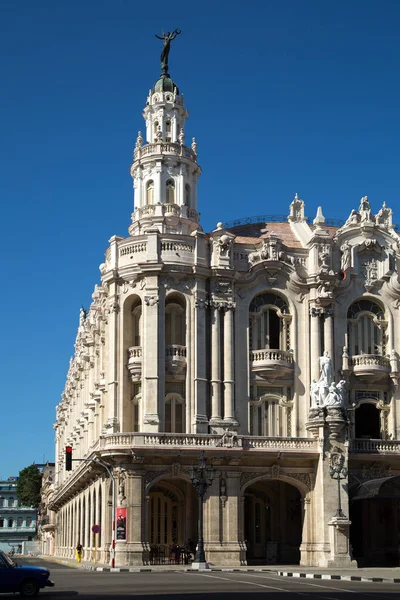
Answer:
155 29 181 76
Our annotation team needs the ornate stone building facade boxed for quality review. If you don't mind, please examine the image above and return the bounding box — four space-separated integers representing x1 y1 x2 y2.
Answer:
50 47 400 568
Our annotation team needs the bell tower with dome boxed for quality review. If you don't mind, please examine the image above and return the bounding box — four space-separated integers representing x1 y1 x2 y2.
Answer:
129 30 201 236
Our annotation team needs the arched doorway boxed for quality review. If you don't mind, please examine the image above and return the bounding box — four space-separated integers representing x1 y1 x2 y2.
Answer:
244 479 302 565
350 475 400 566
146 478 197 564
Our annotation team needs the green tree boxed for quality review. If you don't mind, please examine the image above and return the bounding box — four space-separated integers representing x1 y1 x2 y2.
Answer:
16 464 41 508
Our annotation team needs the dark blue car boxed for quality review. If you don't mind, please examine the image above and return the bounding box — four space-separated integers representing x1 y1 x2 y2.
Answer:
0 550 54 596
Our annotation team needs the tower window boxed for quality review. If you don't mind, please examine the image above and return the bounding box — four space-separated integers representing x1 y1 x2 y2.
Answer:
185 184 191 206
154 121 159 141
166 179 175 204
166 120 171 133
146 180 154 205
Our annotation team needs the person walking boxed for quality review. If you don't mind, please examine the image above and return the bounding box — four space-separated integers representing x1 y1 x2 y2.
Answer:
75 541 83 563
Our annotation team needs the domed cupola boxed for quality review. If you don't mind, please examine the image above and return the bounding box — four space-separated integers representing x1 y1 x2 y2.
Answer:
152 74 180 96
129 30 202 236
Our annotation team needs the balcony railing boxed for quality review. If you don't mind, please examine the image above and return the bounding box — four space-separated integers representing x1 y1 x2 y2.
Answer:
350 439 400 453
250 349 294 379
344 353 391 383
133 142 197 163
127 346 142 381
98 432 318 453
165 344 187 376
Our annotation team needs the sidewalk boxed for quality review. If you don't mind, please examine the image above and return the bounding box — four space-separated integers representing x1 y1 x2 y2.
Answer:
40 556 400 583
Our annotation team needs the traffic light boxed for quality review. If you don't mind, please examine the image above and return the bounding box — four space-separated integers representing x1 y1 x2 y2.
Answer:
65 446 73 471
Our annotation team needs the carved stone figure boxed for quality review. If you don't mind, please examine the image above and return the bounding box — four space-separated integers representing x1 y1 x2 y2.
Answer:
340 241 351 273
218 234 233 257
376 202 393 229
359 196 373 222
310 379 320 408
344 209 360 227
319 351 333 386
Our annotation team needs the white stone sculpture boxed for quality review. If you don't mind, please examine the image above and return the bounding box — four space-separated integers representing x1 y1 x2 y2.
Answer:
340 241 351 273
319 350 333 386
310 350 347 409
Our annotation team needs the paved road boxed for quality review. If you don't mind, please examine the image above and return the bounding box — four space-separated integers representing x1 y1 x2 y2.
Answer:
13 557 400 599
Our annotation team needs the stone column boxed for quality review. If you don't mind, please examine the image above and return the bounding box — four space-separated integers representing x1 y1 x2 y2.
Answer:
142 275 163 432
235 300 249 434
106 279 120 432
223 305 236 424
324 308 334 371
220 472 244 565
125 471 145 566
194 290 208 433
210 305 222 423
310 307 321 382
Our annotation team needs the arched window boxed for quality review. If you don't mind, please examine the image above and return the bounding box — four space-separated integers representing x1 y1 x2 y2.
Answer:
185 184 191 206
355 403 381 439
165 394 184 433
347 299 385 356
146 180 154 205
250 398 284 436
8 519 13 528
249 293 291 351
166 179 175 204
166 120 171 142
165 301 185 346
153 121 159 141
132 304 142 347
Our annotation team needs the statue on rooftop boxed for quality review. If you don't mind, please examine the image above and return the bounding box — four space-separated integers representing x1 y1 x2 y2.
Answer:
155 29 181 74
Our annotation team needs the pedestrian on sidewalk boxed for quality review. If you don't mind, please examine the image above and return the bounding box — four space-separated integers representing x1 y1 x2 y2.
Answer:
75 541 83 563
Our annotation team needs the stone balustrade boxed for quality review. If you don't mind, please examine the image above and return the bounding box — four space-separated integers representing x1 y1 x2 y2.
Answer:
132 204 200 224
134 142 197 162
350 439 400 453
250 349 294 379
127 346 142 380
349 354 390 368
98 432 318 453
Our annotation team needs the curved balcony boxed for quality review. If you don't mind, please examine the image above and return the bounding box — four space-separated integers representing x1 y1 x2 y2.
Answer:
133 141 197 163
165 344 186 376
250 349 294 380
132 204 200 224
348 354 391 383
127 346 142 381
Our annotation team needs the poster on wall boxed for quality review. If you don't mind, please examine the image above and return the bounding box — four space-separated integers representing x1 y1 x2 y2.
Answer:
116 507 127 540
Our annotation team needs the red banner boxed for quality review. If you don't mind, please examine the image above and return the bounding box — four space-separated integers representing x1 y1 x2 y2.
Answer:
116 507 127 541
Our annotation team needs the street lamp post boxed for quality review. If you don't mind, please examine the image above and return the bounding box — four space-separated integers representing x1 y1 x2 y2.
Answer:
189 452 215 570
329 452 348 518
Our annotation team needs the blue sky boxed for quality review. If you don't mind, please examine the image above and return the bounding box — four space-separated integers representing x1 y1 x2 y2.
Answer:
1 0 400 476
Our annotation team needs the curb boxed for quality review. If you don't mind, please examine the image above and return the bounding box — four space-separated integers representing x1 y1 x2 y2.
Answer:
277 571 400 583
81 565 400 582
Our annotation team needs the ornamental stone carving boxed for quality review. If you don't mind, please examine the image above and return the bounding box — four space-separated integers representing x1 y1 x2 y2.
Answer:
285 472 312 492
144 295 159 306
171 463 181 478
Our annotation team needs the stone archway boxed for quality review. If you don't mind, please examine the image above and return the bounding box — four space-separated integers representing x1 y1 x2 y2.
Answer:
145 477 197 564
350 475 400 567
243 478 302 565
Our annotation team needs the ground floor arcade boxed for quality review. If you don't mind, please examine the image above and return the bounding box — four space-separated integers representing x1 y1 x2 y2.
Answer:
50 447 400 569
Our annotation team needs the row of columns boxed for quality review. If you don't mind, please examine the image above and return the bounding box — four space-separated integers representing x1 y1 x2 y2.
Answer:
210 304 235 422
310 306 334 382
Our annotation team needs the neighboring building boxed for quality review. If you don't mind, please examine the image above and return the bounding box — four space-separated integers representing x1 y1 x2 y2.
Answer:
50 38 400 568
38 463 56 556
0 478 37 552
